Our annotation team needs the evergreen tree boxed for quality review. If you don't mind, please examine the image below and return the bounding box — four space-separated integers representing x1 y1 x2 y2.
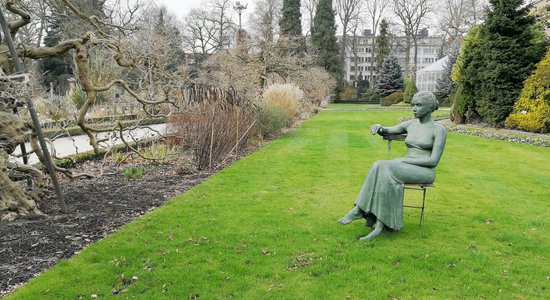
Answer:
39 25 73 94
311 0 343 83
456 0 547 125
403 74 417 103
376 56 404 98
279 0 303 36
278 0 305 54
375 19 390 80
435 43 460 105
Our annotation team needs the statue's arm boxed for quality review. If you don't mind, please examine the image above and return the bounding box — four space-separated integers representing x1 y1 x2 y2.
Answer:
371 120 411 135
398 126 447 168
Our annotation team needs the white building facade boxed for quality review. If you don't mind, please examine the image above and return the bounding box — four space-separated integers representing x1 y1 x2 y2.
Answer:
340 30 442 84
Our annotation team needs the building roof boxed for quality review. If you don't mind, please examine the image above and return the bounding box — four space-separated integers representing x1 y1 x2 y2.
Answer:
417 55 449 73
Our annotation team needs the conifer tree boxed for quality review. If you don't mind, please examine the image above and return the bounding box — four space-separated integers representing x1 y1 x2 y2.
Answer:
456 0 546 125
279 0 305 53
435 43 460 105
311 0 343 83
279 0 303 36
376 56 404 97
39 25 74 94
375 19 390 79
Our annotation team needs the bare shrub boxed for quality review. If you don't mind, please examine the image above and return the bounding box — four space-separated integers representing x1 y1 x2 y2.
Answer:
262 83 302 118
169 102 258 170
289 66 337 112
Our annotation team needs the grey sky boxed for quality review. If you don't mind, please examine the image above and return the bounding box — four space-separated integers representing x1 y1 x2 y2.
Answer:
157 0 253 22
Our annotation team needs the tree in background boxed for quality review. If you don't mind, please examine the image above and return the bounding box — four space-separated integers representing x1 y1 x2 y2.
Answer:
336 0 362 83
278 0 305 53
436 0 487 48
449 25 481 123
392 0 432 80
302 0 319 35
505 48 550 133
375 55 404 98
375 19 390 86
452 0 547 125
435 42 459 106
279 0 302 35
39 25 74 94
364 0 390 85
403 74 417 103
311 0 343 84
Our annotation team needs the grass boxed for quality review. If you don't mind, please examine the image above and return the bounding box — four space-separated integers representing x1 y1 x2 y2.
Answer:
6 109 550 299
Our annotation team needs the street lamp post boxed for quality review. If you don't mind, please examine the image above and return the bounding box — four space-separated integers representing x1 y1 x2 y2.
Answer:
233 1 247 30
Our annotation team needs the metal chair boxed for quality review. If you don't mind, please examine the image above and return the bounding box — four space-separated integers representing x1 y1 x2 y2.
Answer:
382 134 434 226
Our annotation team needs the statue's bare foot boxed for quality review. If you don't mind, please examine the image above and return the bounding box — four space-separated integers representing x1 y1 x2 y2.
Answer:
359 220 385 241
338 206 363 225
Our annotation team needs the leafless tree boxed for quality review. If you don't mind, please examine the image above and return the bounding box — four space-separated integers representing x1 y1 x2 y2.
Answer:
0 0 186 220
182 8 219 66
208 0 237 50
346 16 363 83
248 0 283 46
392 0 433 80
336 0 362 82
302 0 318 36
364 0 390 84
433 0 487 58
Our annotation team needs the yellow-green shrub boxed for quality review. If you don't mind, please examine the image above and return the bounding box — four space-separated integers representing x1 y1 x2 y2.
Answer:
505 48 550 133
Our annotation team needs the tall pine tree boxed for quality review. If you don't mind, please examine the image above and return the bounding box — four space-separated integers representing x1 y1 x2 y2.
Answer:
311 0 342 83
278 0 305 54
457 0 546 125
375 19 390 83
279 0 303 36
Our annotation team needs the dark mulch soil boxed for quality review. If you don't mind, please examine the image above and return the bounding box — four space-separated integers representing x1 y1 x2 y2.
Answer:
0 159 215 296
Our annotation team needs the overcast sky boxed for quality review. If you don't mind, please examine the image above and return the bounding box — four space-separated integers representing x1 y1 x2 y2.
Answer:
156 0 253 22
156 0 201 19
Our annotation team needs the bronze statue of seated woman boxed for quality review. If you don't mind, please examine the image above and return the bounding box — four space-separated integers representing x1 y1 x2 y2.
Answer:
338 91 447 240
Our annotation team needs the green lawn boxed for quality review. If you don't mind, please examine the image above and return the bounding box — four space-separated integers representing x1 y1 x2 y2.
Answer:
6 109 550 299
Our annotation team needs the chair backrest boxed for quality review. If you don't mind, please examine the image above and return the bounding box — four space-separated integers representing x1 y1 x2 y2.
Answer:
382 134 407 159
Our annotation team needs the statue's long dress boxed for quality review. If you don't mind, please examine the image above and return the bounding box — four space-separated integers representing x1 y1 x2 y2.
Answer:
355 123 436 230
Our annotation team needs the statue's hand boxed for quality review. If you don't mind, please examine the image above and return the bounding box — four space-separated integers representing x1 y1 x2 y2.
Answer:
370 124 382 135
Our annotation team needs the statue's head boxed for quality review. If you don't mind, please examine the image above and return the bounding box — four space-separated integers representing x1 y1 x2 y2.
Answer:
412 91 439 112
0 111 26 154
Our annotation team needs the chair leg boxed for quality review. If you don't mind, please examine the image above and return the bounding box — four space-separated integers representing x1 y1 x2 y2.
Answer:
420 186 427 226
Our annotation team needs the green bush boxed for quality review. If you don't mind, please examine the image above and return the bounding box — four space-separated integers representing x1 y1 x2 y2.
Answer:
505 48 550 133
403 75 417 103
361 89 381 102
256 101 292 138
381 91 403 106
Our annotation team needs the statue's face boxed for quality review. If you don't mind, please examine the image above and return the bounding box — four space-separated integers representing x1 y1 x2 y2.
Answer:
0 112 26 154
412 96 433 119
